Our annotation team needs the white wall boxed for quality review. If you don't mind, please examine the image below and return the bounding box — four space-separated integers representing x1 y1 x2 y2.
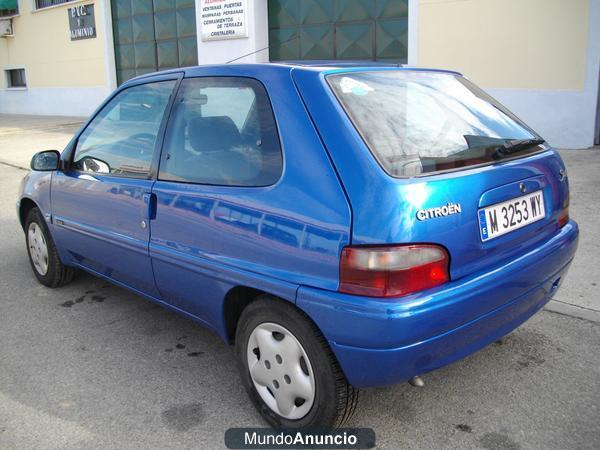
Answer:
195 0 269 65
408 0 419 66
489 0 600 149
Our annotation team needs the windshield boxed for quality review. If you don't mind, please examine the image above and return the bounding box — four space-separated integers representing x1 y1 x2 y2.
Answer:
327 70 543 177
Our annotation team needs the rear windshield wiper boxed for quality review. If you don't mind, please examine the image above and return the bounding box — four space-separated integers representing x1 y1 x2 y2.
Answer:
495 138 545 157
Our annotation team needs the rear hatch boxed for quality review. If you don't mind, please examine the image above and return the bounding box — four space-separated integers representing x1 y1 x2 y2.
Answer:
292 67 570 282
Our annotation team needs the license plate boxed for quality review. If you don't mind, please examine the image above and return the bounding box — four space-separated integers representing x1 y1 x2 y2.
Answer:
478 190 545 242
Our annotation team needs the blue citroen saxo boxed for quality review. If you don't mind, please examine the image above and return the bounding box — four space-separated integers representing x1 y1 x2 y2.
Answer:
18 63 578 428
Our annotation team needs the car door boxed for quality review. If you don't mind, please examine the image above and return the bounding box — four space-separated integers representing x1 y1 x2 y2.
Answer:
51 77 178 296
148 76 287 324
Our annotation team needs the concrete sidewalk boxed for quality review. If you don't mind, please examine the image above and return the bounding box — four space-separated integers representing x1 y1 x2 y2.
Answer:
0 114 85 169
0 114 598 319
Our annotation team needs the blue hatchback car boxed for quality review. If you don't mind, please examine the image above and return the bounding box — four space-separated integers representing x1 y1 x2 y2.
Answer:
18 63 578 428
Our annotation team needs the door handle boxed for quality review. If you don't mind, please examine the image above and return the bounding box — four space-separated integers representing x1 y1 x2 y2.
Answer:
142 192 157 221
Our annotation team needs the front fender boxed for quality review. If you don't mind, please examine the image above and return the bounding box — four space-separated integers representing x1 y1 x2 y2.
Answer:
18 170 53 228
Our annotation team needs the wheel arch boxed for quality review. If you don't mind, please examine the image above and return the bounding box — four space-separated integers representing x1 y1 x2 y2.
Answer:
222 285 335 349
223 286 274 344
19 197 38 230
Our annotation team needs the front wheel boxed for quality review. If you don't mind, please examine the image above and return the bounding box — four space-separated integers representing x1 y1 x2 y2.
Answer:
235 296 359 428
25 207 74 288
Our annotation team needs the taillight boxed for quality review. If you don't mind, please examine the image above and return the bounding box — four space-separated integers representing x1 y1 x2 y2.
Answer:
558 207 569 228
557 189 570 228
339 244 450 298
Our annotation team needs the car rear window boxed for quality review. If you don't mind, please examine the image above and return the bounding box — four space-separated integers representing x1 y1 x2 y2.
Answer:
327 70 543 177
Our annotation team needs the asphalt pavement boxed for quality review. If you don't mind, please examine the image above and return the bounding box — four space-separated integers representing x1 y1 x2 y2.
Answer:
0 116 598 449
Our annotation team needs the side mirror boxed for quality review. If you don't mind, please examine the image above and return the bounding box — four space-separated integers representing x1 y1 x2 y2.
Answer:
31 150 60 171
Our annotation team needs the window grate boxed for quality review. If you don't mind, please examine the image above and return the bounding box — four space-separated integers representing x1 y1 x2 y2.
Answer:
35 0 74 10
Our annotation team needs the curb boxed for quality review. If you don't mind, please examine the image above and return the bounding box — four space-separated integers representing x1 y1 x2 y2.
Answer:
0 159 29 171
545 300 600 323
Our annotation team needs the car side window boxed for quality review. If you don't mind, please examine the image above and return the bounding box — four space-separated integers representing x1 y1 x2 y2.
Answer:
158 77 283 187
73 80 176 178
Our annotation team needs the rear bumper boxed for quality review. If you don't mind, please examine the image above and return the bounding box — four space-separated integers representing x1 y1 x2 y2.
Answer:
297 221 579 387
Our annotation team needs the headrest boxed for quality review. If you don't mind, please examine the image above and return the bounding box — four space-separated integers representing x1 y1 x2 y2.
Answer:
188 116 241 153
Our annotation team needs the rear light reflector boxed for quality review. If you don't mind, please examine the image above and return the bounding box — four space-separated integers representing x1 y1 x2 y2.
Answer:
340 244 449 298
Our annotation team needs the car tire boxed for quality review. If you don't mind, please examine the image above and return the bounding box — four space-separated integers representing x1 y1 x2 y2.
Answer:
235 295 359 428
25 207 74 288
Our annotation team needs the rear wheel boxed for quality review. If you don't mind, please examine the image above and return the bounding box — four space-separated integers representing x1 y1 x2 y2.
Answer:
25 207 74 288
235 296 359 428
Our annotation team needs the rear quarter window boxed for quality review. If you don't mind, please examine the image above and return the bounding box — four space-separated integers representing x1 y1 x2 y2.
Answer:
159 77 283 187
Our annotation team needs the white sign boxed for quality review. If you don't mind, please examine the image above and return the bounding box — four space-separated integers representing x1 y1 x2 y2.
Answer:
200 0 248 41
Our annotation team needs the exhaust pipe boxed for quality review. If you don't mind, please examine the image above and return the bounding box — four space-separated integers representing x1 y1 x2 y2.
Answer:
409 375 425 387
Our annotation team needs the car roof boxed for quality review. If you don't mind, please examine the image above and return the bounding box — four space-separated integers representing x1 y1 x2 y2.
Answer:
276 60 405 68
124 61 462 86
